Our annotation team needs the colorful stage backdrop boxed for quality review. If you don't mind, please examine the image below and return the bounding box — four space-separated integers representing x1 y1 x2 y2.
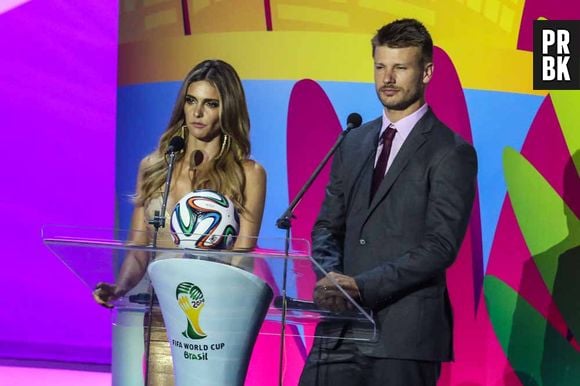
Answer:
1 1 579 386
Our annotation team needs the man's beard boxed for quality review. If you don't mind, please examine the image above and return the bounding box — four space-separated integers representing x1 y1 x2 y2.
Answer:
377 83 423 111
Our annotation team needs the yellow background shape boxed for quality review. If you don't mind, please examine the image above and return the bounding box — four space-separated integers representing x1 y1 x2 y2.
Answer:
118 0 542 95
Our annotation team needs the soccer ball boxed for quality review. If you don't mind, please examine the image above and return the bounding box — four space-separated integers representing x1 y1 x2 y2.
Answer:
170 189 239 250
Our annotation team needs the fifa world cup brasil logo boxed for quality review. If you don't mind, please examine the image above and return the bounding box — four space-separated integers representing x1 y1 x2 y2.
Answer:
176 282 207 339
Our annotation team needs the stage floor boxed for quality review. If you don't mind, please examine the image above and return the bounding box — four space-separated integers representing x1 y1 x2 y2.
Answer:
0 365 111 386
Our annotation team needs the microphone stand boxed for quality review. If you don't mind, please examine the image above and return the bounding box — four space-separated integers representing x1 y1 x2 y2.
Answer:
275 124 357 386
144 148 180 386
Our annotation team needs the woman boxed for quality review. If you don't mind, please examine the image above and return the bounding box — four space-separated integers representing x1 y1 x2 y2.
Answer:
93 59 266 385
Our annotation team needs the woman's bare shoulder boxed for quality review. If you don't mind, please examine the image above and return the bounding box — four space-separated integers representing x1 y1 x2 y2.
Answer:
242 159 266 180
139 152 162 170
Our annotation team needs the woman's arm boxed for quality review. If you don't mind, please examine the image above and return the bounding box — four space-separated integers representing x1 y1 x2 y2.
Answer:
233 160 266 251
93 156 154 307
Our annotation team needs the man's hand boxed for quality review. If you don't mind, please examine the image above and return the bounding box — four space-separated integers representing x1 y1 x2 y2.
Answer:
93 282 123 309
313 272 361 313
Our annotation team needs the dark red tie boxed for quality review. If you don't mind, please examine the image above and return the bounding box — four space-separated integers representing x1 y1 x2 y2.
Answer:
371 125 397 199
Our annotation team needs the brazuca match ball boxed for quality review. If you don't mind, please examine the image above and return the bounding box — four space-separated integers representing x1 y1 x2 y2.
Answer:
170 189 239 250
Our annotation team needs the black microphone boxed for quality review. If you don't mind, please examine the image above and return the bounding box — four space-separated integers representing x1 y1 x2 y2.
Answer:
190 150 204 182
166 136 185 154
150 136 184 230
274 112 362 384
192 149 204 167
144 133 184 386
276 111 362 229
346 112 362 131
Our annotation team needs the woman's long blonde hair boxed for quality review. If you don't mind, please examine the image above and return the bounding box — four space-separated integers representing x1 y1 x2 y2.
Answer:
136 60 251 211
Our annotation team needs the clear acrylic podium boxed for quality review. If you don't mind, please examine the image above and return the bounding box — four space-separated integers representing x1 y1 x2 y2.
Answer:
42 225 376 386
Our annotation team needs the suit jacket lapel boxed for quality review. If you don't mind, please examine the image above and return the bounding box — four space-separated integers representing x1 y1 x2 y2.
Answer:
346 118 381 208
364 110 434 220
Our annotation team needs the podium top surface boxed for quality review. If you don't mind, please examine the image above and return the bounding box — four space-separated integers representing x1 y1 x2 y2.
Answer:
43 224 376 340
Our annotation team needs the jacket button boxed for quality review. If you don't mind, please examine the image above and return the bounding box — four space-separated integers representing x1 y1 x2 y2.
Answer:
359 239 366 245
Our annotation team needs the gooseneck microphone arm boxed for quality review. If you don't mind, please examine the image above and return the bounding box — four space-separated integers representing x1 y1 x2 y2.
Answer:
149 136 186 233
274 112 362 386
276 113 362 230
144 135 184 386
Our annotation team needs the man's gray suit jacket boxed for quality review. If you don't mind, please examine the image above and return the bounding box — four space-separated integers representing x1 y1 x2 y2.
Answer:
312 109 478 362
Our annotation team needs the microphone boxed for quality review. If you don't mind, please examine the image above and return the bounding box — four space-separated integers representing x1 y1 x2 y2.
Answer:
346 112 362 130
274 112 361 383
150 136 184 230
192 150 204 167
145 133 184 386
276 111 362 230
166 136 185 154
190 150 204 182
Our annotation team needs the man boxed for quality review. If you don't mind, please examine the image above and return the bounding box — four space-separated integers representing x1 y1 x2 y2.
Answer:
299 19 478 386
